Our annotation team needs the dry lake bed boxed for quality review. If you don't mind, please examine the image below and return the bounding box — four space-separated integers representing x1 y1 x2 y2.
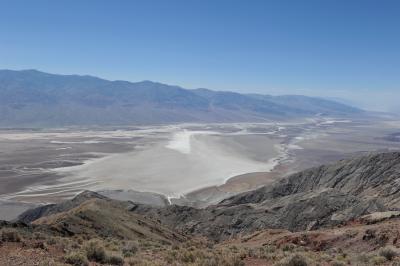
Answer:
1 117 400 219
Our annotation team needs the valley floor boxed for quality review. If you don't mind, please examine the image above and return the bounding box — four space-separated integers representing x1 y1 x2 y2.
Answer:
1 117 400 219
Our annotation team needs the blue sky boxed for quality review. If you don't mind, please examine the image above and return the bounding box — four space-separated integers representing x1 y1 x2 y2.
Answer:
0 0 399 111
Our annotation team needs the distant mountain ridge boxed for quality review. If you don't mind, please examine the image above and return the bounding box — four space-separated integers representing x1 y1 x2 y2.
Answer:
0 69 363 126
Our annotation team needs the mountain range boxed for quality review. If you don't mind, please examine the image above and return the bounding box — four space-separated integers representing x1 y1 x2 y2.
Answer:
0 69 363 127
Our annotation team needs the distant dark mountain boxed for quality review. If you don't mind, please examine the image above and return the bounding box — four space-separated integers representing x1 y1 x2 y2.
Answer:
0 69 363 126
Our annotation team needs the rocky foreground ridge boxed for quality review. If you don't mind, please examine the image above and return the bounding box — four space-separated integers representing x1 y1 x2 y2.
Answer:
123 152 400 240
2 152 400 265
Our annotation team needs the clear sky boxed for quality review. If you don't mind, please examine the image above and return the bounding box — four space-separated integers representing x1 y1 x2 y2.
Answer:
0 0 399 112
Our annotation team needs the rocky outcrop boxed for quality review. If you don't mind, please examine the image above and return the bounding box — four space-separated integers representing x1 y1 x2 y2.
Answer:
131 152 400 240
17 191 107 224
131 189 387 241
30 197 187 243
222 152 400 208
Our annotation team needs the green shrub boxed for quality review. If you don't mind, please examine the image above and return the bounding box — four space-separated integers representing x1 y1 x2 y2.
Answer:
85 240 106 263
64 252 89 266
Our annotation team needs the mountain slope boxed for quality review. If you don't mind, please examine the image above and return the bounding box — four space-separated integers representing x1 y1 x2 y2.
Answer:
17 191 185 244
222 152 400 208
127 152 400 240
7 152 400 265
0 69 363 126
18 152 400 242
3 194 400 265
33 198 186 243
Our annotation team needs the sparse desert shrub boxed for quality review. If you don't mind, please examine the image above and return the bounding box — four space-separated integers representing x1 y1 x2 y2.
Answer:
1 229 21 242
76 236 84 245
331 261 345 266
32 241 47 250
38 258 58 266
261 252 279 261
335 254 347 262
33 232 47 240
64 252 89 266
106 253 124 265
317 253 332 264
258 245 278 259
282 244 296 252
356 253 372 264
363 229 376 241
283 254 308 266
344 230 358 238
229 245 239 253
238 249 248 260
122 240 139 257
379 247 398 261
46 237 57 245
54 236 76 250
105 240 120 251
85 240 106 263
221 253 245 266
165 249 178 261
197 257 219 266
245 247 257 257
71 241 81 249
264 245 277 253
126 257 159 266
180 249 196 263
370 255 387 265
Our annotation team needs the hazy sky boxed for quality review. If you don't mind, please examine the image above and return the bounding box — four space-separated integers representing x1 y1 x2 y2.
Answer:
0 0 399 112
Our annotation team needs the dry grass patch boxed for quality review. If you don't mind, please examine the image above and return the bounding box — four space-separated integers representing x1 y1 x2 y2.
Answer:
64 252 89 266
1 228 22 242
84 239 107 263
